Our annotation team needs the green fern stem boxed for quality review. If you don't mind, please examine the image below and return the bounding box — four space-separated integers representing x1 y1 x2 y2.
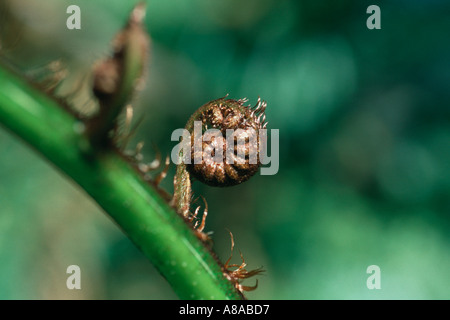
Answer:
0 64 243 300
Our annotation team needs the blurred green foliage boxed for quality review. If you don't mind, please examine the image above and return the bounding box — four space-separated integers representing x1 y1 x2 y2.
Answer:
0 0 449 299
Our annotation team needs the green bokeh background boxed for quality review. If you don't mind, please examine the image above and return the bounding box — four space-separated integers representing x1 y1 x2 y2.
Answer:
0 0 449 299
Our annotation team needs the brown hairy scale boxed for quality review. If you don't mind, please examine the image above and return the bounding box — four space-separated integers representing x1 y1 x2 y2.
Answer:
186 97 267 187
